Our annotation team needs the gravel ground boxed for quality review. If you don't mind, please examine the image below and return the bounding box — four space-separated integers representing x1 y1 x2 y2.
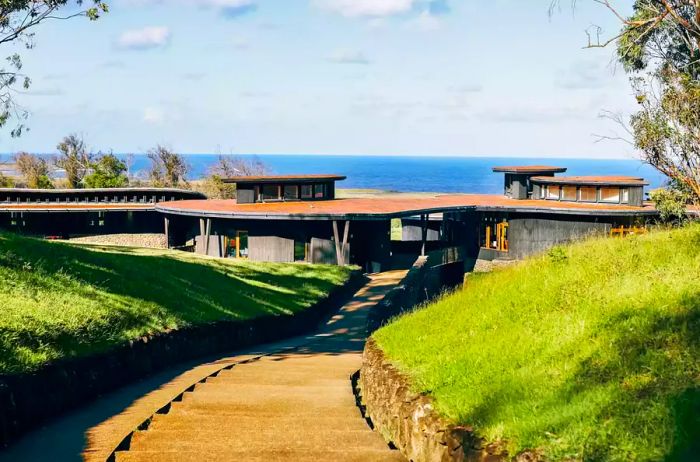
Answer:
67 233 168 249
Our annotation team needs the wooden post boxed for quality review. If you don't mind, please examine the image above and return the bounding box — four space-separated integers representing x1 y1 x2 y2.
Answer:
332 220 342 266
164 217 170 249
341 220 350 266
204 218 212 256
199 218 206 254
421 214 428 256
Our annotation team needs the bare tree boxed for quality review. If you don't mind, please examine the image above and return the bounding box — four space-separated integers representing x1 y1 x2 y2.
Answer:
208 154 270 178
14 152 52 189
0 1 108 137
201 155 271 199
55 133 92 188
553 1 700 204
146 145 189 188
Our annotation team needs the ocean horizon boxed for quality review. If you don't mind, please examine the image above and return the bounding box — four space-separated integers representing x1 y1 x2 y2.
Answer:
0 154 667 195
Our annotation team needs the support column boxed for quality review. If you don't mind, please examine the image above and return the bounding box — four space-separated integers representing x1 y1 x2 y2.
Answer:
421 214 428 256
204 218 212 256
164 217 170 249
332 220 351 266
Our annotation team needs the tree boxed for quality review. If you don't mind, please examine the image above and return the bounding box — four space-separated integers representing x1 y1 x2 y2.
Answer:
0 1 108 137
146 145 189 188
55 133 92 188
203 155 271 199
83 152 128 188
0 172 13 187
14 152 53 188
553 1 700 205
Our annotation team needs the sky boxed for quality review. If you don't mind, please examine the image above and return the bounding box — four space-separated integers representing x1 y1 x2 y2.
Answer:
0 0 639 158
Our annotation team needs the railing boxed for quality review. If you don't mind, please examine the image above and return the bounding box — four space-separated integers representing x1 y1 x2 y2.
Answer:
610 225 647 238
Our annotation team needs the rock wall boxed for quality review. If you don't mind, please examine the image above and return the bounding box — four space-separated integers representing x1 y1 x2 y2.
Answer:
0 271 366 448
360 339 508 462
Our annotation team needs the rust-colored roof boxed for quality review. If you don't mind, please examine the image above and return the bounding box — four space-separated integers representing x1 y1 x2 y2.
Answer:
531 175 648 186
0 203 155 212
492 165 567 174
222 174 346 184
156 195 658 220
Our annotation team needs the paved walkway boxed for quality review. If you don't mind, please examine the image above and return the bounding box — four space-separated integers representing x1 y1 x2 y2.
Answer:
83 271 407 462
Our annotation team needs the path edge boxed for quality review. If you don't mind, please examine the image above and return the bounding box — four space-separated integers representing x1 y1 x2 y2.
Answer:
0 270 366 449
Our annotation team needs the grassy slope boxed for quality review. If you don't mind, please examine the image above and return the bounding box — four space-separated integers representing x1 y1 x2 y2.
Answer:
374 225 700 461
0 233 351 374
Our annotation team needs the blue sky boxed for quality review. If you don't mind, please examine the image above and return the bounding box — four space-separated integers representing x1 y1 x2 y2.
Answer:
0 0 637 158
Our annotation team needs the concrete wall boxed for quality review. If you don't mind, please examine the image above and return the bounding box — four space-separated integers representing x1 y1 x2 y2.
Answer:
508 216 612 259
401 218 441 242
194 235 226 257
249 236 295 262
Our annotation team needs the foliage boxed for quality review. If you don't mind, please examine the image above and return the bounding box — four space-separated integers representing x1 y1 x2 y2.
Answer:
0 232 352 374
146 145 189 188
13 151 53 188
83 152 128 188
203 155 271 199
0 172 13 187
554 1 700 203
0 1 108 137
375 225 700 460
55 133 92 188
650 187 690 224
630 68 700 200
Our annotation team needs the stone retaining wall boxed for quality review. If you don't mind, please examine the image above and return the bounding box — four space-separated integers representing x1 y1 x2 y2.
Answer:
360 339 506 462
360 251 515 462
0 271 366 448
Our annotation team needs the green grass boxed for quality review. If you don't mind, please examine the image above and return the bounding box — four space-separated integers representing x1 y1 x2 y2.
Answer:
0 233 352 375
374 224 700 461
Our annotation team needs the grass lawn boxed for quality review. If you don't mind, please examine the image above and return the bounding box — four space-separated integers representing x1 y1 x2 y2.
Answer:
374 224 700 461
0 232 352 375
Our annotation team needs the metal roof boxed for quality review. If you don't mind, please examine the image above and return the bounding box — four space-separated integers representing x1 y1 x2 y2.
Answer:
492 166 568 174
222 175 346 184
530 176 649 186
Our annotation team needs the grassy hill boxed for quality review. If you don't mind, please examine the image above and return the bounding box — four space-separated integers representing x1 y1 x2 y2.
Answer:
374 224 700 461
0 233 352 375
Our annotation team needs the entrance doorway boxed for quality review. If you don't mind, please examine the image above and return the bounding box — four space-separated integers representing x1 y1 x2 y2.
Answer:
227 231 249 258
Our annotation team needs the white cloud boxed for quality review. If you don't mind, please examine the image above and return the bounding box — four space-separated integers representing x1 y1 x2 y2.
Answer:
143 107 166 124
327 50 371 64
556 59 614 90
120 0 257 18
317 0 415 18
117 26 170 50
407 11 442 31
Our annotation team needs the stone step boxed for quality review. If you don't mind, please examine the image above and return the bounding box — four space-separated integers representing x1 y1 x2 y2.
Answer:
176 389 357 407
128 429 391 452
163 405 364 420
116 449 406 462
147 414 371 432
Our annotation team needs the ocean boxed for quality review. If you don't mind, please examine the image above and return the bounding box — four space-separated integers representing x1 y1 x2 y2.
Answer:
2 154 667 194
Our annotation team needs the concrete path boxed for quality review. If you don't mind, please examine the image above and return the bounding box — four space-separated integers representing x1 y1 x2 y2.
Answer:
83 271 407 462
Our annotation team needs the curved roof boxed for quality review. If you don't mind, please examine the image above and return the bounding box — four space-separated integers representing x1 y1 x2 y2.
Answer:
222 174 346 184
0 187 206 196
531 176 648 186
492 165 567 174
156 195 657 220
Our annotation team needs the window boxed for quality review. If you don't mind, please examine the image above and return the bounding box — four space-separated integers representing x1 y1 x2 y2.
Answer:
284 185 299 200
314 183 326 199
545 185 561 200
301 184 313 199
621 188 629 204
580 186 597 202
601 187 620 203
561 185 577 201
261 184 279 201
